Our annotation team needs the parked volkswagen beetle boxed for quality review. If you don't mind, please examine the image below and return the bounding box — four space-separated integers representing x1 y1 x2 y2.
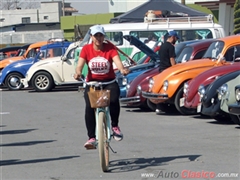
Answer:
217 74 240 125
183 62 240 113
199 70 240 121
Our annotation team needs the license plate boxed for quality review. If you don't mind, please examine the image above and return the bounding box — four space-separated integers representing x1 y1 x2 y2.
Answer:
180 97 185 107
21 78 29 88
197 103 202 113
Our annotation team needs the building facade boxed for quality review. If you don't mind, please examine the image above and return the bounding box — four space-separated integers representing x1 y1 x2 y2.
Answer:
0 1 77 45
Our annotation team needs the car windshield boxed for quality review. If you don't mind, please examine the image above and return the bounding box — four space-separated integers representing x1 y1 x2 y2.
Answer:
37 47 63 60
0 53 8 60
202 41 224 59
176 46 193 63
175 42 187 57
16 49 26 56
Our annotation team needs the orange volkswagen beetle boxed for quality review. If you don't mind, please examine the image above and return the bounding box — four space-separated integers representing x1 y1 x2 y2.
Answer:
142 35 240 115
0 41 49 71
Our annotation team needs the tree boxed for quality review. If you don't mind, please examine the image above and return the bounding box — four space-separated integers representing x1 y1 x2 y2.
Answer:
233 0 240 34
0 0 40 10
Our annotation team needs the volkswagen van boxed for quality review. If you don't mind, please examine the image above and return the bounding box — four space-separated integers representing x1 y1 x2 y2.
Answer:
75 15 225 77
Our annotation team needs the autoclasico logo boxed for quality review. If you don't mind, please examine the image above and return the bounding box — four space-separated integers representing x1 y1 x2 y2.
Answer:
141 170 216 179
181 170 216 178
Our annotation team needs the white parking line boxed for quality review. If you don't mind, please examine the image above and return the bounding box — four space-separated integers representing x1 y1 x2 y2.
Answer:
0 112 10 115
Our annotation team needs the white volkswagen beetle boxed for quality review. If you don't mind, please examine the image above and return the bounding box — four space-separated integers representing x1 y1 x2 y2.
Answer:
21 42 82 92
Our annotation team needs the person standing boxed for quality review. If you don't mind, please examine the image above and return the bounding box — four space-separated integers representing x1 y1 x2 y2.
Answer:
74 25 129 149
158 30 179 72
156 30 179 114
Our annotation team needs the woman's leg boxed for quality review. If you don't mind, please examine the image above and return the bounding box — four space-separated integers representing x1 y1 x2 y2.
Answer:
84 86 96 139
105 82 120 127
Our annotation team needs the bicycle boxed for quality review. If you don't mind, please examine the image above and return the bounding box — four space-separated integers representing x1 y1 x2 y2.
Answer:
80 78 117 172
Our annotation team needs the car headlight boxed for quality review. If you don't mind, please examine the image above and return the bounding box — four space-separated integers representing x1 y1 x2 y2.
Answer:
183 82 189 94
217 84 228 100
149 78 154 91
198 84 206 98
236 88 240 102
163 80 168 92
122 77 127 86
126 84 130 94
137 85 142 95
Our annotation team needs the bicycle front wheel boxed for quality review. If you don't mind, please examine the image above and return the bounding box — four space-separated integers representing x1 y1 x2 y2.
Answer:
98 111 109 172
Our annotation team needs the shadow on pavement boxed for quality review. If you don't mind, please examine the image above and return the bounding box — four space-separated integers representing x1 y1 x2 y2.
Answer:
27 86 80 93
108 155 201 173
0 140 56 147
207 120 236 125
0 156 80 166
0 129 37 135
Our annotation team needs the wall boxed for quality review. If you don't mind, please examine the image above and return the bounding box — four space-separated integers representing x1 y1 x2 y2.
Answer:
61 13 122 40
0 2 61 29
0 30 64 45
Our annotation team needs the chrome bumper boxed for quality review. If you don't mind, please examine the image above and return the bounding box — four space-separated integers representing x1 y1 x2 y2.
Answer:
142 91 168 99
21 78 29 88
120 96 141 104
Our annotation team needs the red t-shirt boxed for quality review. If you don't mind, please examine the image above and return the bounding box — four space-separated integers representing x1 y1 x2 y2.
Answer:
80 43 118 81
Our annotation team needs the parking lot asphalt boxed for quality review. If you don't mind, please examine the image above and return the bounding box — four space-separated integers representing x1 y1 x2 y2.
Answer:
0 87 239 180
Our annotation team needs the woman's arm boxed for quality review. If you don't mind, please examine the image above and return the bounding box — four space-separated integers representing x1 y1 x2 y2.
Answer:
74 57 86 80
112 55 130 75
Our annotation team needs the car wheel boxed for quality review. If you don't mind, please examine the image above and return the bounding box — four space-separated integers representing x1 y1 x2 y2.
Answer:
139 100 151 111
5 72 24 90
174 86 197 115
229 114 240 125
31 71 54 92
212 115 233 123
156 103 178 113
147 99 156 111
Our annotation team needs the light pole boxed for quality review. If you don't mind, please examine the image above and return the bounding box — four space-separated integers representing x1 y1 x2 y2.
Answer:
181 0 185 5
10 33 12 45
62 0 65 16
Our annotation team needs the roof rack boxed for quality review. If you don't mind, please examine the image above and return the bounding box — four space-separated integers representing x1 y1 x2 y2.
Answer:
47 38 68 43
144 14 214 24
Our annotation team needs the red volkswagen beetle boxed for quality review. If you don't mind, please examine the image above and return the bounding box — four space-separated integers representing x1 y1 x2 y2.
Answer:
183 62 240 112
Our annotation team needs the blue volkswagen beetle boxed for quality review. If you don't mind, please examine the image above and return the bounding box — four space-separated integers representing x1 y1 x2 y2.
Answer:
0 41 71 90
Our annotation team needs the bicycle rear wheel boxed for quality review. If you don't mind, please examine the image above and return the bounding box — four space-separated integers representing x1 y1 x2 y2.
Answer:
98 111 109 172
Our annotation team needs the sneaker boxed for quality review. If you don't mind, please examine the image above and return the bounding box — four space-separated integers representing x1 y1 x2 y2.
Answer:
112 126 123 141
84 138 97 150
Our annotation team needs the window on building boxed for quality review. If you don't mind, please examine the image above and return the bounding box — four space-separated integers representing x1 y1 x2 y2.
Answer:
22 17 30 24
44 16 48 20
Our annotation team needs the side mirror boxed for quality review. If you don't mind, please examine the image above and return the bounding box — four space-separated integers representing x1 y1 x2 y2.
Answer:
61 56 67 61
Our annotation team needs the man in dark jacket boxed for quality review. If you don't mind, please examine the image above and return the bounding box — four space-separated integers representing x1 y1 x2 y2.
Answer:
159 30 179 72
156 30 179 114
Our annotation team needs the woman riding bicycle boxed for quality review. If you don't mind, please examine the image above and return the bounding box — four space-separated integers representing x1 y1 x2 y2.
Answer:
74 24 129 149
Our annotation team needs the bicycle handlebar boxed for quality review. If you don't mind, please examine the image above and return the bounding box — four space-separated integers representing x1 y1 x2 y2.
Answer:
79 77 116 87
